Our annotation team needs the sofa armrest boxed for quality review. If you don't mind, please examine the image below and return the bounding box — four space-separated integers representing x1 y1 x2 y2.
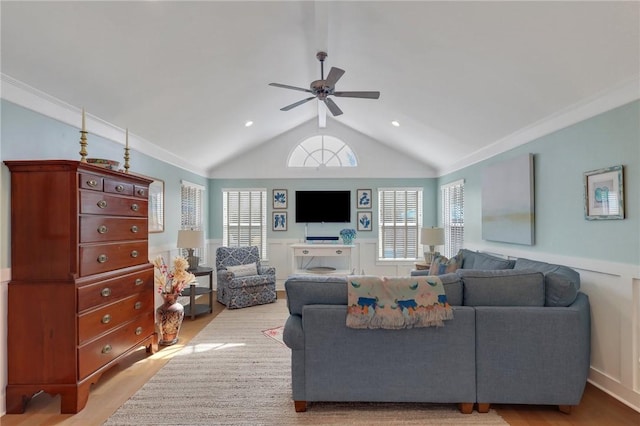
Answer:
475 292 590 405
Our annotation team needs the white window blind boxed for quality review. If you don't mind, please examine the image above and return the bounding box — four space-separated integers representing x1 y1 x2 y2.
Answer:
441 179 464 258
378 188 423 259
222 189 267 258
181 180 206 265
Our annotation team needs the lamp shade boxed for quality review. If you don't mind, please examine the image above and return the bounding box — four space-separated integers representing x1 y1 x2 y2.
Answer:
420 227 445 246
177 230 204 249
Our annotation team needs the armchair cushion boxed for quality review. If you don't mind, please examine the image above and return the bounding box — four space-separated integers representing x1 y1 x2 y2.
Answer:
227 262 258 277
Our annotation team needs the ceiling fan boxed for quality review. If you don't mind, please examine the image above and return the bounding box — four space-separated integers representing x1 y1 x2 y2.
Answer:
269 52 380 127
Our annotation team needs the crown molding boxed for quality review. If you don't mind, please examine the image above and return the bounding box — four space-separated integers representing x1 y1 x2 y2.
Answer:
439 77 640 176
0 73 208 177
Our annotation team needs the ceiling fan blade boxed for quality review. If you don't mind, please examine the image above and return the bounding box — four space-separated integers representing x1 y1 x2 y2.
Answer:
281 96 316 111
325 67 345 88
269 83 313 93
324 98 343 116
334 91 380 99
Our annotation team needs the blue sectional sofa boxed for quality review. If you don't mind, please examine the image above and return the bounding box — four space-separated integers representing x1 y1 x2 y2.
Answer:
282 250 590 414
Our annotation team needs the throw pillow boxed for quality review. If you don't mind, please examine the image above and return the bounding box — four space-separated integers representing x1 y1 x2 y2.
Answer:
227 262 258 277
429 253 462 275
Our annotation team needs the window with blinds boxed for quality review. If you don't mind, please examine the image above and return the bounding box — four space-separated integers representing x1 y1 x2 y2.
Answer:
377 188 423 259
181 180 205 265
441 179 464 258
222 189 267 258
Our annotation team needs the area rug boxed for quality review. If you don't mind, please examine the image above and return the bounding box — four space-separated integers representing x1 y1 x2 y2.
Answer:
262 325 286 347
104 300 508 425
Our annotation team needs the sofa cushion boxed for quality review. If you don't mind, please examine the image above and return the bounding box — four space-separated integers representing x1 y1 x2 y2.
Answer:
429 252 462 275
439 273 463 306
513 257 581 307
459 269 545 306
285 275 348 315
460 249 515 270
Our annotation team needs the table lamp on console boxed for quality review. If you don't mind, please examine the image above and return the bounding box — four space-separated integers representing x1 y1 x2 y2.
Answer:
420 227 445 265
177 229 205 270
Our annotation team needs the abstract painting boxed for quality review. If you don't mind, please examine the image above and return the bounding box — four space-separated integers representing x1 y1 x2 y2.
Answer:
482 153 534 245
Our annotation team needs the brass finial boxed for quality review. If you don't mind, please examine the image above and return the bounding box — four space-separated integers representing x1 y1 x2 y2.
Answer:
79 107 88 162
124 128 130 173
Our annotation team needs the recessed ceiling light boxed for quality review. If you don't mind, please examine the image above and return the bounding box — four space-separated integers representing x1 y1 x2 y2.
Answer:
245 121 253 127
391 120 400 127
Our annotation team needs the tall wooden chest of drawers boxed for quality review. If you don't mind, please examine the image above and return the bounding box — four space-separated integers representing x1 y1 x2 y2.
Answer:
4 160 157 414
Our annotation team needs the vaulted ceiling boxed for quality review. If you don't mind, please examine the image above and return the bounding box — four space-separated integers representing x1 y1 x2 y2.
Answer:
2 1 638 177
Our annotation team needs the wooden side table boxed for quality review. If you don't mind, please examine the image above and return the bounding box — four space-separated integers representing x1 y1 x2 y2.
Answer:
182 266 214 320
414 261 430 271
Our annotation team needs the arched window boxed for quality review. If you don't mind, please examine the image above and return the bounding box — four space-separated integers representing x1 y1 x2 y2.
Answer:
288 135 357 167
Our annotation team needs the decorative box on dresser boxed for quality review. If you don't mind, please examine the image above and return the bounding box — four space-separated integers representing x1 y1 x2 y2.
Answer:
4 160 157 414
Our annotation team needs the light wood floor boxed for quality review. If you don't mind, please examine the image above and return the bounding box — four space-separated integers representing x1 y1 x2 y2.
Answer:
2 292 639 426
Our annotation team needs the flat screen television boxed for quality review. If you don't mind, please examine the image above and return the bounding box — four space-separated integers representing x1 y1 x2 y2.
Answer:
295 190 351 223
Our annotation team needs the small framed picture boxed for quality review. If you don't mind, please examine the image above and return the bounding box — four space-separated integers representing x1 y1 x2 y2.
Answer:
357 211 372 231
273 211 287 231
584 165 624 220
357 189 372 209
273 189 287 209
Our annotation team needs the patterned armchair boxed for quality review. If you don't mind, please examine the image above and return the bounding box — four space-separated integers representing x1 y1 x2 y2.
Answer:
215 246 277 309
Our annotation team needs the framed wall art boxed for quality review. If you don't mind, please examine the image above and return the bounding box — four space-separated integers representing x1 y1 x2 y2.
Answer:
273 189 287 209
148 177 165 233
273 211 287 231
481 153 534 245
357 211 372 231
357 189 372 209
584 165 624 220
131 173 164 233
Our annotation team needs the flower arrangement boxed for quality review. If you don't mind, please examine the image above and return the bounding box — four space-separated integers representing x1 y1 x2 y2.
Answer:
340 228 357 243
153 255 196 296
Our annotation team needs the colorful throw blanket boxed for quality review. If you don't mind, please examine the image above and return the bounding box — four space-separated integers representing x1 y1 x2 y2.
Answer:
346 275 453 329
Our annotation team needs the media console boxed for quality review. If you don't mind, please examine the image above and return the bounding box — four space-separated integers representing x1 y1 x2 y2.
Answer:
290 243 353 275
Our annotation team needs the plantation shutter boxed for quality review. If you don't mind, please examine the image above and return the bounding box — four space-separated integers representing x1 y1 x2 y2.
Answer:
441 179 464 258
378 188 422 259
222 189 267 258
180 180 205 264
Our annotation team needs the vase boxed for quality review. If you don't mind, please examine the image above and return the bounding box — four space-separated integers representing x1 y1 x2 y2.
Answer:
342 236 354 245
156 294 184 346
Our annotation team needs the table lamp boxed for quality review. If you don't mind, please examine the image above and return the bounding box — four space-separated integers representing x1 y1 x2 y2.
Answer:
177 229 204 270
420 227 445 264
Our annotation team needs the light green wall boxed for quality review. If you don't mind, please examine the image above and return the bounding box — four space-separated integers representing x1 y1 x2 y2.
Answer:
0 100 208 269
208 178 439 240
3 99 638 267
439 100 639 264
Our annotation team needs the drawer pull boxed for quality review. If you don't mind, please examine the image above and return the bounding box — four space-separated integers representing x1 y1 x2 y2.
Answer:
97 200 107 209
87 179 98 188
131 225 139 233
101 287 111 297
98 254 108 263
131 250 139 258
102 344 112 354
136 188 146 196
115 184 125 192
135 327 143 336
134 301 142 310
131 203 139 212
98 225 108 234
336 250 343 255
101 314 111 324
302 250 309 255
135 278 144 286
